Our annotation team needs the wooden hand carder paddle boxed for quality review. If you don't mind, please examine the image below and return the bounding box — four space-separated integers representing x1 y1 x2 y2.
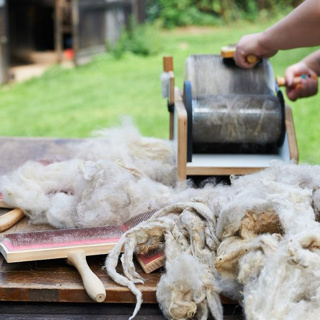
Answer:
0 226 126 302
0 210 156 301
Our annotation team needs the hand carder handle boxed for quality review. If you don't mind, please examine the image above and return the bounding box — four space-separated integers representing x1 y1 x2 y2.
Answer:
67 250 106 303
0 208 25 232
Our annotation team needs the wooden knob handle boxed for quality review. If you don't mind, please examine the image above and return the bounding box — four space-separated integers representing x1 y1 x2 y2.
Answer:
246 54 259 64
0 208 25 232
67 250 106 303
277 76 302 87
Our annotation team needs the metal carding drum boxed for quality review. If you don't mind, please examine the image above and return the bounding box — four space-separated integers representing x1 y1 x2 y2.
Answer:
183 54 285 160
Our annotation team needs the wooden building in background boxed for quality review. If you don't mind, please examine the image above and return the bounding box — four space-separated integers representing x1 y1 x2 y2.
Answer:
0 0 145 84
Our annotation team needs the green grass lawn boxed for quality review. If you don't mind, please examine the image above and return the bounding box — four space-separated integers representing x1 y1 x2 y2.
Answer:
0 19 319 163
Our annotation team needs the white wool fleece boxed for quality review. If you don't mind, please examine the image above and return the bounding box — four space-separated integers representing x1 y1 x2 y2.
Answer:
243 231 320 320
5 123 320 320
0 120 178 228
74 117 176 186
0 158 174 228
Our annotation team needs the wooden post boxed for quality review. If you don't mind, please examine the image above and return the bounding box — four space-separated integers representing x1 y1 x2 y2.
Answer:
163 56 175 106
175 97 187 180
285 106 299 162
163 56 173 72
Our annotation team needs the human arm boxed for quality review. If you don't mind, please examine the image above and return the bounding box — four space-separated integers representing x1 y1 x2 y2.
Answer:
285 50 320 101
234 0 320 68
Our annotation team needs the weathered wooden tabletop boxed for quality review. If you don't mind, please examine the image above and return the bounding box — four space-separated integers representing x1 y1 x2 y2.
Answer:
0 137 243 319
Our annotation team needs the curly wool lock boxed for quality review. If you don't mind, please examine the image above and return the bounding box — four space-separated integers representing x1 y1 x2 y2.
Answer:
106 202 223 320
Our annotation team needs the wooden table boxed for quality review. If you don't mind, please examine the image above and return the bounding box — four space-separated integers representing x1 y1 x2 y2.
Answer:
0 137 243 319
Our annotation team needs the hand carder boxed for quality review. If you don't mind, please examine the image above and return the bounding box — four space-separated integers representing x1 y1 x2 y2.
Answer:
0 226 125 302
0 210 155 301
221 45 259 65
220 47 302 87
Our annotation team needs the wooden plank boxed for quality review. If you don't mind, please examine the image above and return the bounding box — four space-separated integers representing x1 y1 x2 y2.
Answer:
285 106 299 162
187 166 263 176
175 100 187 180
0 301 243 319
0 301 167 319
0 254 161 303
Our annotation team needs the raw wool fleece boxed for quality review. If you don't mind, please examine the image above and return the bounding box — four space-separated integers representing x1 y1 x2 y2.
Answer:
3 119 320 320
106 202 222 320
75 118 176 186
220 161 320 320
106 161 320 320
0 120 177 228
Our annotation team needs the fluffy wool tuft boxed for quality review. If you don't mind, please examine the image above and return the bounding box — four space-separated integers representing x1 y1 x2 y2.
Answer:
0 120 176 228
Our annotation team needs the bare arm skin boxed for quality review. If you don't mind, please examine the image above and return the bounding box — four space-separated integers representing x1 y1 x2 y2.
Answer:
234 0 320 68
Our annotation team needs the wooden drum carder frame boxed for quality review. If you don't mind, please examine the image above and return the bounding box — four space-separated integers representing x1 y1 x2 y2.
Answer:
161 55 299 180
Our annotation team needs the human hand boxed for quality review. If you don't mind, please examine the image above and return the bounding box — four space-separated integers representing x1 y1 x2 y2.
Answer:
234 33 278 68
285 62 318 101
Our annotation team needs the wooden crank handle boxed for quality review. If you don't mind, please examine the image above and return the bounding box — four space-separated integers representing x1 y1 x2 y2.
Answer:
67 250 106 303
246 54 259 64
0 208 25 232
277 76 302 87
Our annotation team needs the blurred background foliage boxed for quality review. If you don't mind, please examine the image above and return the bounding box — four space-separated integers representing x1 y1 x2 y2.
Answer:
109 0 303 58
145 0 302 28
